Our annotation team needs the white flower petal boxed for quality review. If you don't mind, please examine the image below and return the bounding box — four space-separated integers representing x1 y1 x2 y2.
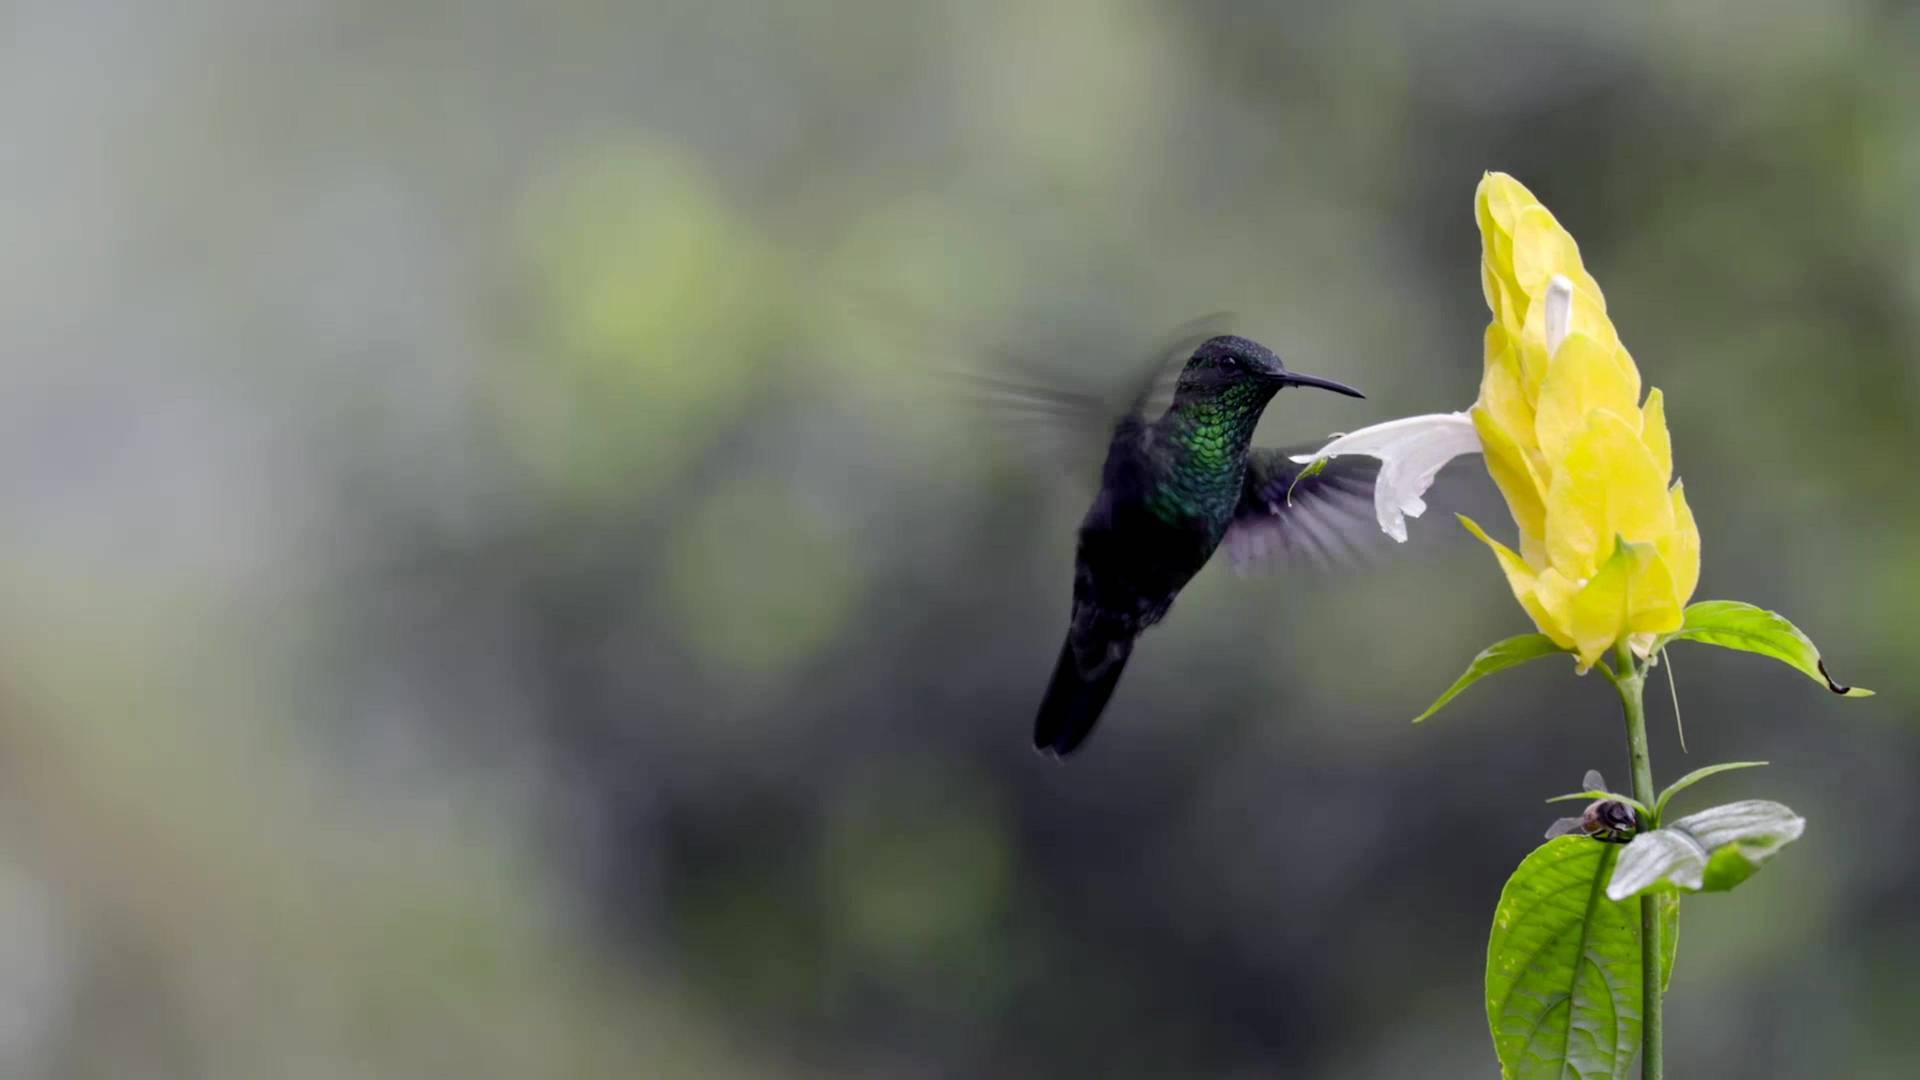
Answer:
1545 274 1573 357
1292 412 1482 542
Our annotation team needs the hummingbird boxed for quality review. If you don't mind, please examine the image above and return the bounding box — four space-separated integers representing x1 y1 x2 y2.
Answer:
1032 334 1380 757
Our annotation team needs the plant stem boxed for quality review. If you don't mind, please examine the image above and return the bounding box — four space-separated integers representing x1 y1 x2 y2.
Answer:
1613 640 1662 1080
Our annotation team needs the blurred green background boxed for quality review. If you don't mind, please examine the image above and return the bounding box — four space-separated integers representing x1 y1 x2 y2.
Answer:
2 2 1917 1077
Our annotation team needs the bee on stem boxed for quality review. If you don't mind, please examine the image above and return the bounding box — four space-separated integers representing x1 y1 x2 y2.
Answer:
1544 770 1640 844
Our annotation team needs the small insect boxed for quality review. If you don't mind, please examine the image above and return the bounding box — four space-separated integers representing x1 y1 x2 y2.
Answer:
1544 770 1640 844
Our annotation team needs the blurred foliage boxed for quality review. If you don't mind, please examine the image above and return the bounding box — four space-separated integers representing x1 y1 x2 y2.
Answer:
505 141 778 503
0 2 1917 1078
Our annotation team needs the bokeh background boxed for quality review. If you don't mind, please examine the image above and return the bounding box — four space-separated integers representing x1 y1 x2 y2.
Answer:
3 2 1917 1077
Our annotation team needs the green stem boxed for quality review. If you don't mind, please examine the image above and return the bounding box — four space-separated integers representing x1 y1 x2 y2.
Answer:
1612 640 1662 1080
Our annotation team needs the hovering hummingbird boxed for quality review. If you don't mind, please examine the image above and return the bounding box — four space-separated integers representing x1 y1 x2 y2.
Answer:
1031 334 1380 757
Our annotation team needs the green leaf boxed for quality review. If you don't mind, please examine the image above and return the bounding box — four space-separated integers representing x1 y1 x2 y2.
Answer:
1658 892 1680 994
1285 456 1327 506
1605 800 1806 901
1652 761 1769 822
1658 600 1872 697
1414 634 1564 723
1486 837 1646 1079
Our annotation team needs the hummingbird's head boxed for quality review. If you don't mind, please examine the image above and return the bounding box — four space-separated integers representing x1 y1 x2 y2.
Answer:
1178 335 1365 400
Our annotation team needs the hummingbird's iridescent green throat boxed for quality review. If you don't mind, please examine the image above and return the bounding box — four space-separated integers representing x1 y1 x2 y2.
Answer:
1144 336 1363 527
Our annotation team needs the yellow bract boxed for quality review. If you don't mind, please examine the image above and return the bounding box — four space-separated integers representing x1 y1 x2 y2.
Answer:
1462 173 1701 671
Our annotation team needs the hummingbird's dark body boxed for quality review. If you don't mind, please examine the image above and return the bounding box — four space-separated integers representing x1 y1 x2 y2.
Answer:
1034 335 1377 757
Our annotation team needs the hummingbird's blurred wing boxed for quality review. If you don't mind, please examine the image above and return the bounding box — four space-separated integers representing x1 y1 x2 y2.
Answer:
932 361 1118 479
928 312 1234 487
1222 448 1385 573
1119 312 1235 422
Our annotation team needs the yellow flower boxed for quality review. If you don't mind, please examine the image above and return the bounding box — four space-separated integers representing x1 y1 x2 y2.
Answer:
1462 173 1700 670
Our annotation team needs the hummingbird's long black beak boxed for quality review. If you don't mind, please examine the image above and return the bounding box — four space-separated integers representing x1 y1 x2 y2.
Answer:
1278 370 1365 398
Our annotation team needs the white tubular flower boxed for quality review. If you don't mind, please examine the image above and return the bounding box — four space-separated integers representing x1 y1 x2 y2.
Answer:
1544 274 1573 357
1291 413 1482 542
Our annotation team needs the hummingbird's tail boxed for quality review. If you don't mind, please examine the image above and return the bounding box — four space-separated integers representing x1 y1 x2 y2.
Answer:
1033 633 1134 758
